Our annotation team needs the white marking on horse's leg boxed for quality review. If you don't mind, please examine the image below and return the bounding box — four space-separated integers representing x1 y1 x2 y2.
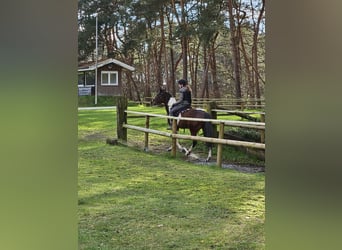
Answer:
186 145 193 156
177 114 181 126
176 140 188 154
205 148 212 162
176 140 182 150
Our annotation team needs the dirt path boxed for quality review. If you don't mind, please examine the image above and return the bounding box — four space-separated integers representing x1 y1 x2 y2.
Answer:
114 139 265 174
186 154 265 173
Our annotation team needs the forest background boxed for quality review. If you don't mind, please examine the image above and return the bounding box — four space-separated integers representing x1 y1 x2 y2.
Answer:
78 0 265 103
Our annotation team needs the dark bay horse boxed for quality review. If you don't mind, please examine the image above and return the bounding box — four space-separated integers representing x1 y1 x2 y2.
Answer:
152 88 213 161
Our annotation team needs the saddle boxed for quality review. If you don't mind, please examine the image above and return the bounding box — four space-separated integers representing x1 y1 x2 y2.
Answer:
175 107 192 117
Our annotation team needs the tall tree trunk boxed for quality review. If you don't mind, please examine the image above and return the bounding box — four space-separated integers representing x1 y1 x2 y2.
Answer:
189 41 200 98
252 41 260 104
171 0 188 83
239 30 254 99
162 8 169 89
201 46 209 98
126 54 140 102
154 9 165 88
181 0 188 80
169 46 176 96
210 32 220 98
127 72 141 103
144 55 151 98
181 37 188 80
227 0 242 100
193 43 200 98
252 0 265 105
167 13 176 96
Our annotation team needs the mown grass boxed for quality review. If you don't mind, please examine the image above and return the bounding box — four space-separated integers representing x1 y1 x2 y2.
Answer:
78 105 265 249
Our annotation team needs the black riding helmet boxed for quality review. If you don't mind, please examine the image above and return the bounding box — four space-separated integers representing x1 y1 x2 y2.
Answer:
178 79 188 86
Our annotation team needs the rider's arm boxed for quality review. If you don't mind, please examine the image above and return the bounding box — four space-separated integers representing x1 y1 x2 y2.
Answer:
172 89 185 107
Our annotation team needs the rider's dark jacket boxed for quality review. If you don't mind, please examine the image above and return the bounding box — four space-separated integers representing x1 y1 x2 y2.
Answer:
170 86 192 116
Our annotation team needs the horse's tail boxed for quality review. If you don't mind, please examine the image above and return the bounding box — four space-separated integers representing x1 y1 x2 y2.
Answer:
203 112 213 148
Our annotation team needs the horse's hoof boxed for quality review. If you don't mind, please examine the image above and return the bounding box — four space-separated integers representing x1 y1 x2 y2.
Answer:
167 147 172 152
205 157 211 162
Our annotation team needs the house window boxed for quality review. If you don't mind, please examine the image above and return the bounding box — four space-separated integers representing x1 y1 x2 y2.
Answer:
85 71 95 86
78 72 95 86
101 71 118 86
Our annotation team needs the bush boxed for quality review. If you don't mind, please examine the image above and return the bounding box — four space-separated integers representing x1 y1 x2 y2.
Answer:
225 127 261 142
78 96 120 107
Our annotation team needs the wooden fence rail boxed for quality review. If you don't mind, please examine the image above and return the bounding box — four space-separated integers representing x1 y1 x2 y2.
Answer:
209 109 265 144
123 123 265 149
134 97 265 110
192 98 265 110
126 111 265 130
117 104 265 167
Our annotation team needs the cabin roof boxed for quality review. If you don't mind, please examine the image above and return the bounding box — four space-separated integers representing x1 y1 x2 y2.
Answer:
78 58 135 72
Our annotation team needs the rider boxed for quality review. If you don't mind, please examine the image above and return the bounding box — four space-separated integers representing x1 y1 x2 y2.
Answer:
168 79 192 129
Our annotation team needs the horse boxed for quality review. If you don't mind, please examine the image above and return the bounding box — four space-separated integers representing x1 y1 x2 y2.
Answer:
151 87 213 162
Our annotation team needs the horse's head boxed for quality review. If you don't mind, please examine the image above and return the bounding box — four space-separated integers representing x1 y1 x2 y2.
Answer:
151 87 171 106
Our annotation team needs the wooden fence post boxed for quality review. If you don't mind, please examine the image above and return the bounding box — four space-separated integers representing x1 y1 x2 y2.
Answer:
171 119 177 157
116 96 127 141
216 123 225 167
144 115 150 151
206 101 218 138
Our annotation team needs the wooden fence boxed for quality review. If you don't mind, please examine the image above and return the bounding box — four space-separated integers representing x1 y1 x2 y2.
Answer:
205 103 265 143
116 97 265 168
136 97 265 110
192 97 265 110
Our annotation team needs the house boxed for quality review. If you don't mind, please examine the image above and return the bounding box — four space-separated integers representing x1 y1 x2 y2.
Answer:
78 58 135 96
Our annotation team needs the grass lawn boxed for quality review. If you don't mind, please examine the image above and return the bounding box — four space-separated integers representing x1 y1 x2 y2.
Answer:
78 105 265 249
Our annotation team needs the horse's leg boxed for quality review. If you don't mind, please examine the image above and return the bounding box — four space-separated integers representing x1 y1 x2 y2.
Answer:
177 140 189 154
165 104 171 125
185 129 198 156
188 123 212 161
205 147 212 162
166 139 188 154
166 127 187 153
185 139 197 156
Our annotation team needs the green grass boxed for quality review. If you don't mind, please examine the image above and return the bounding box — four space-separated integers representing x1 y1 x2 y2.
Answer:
78 105 265 249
